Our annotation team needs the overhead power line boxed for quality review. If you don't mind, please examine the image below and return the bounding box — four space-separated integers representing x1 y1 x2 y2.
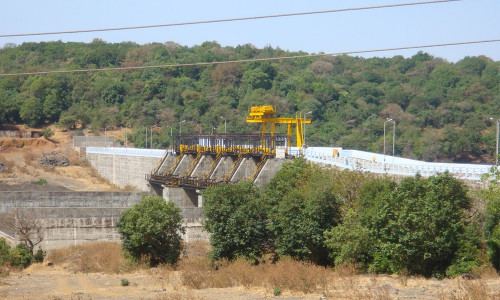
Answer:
1 39 498 77
0 0 460 38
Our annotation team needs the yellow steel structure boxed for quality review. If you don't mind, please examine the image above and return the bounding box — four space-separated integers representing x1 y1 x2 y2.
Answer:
246 106 311 147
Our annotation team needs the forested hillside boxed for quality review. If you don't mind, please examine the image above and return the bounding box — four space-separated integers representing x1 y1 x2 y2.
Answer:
0 39 498 163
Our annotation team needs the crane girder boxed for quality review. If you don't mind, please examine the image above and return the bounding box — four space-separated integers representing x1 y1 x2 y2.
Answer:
246 106 311 148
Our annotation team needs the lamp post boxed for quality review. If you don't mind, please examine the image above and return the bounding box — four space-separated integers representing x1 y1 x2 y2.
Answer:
104 126 109 147
383 118 394 169
150 125 157 149
179 120 185 134
220 116 227 134
124 125 131 148
490 118 499 167
302 111 312 147
145 127 147 149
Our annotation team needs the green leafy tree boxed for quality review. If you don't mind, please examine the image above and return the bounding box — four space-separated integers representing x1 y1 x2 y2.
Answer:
20 97 44 127
482 170 500 271
265 159 341 265
202 181 268 262
359 173 472 277
324 209 374 269
116 196 184 266
10 243 33 268
0 238 11 266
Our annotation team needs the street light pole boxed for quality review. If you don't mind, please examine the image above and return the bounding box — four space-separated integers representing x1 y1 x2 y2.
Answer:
179 120 185 134
497 119 499 167
125 125 130 148
384 118 393 169
303 111 312 147
104 126 109 147
392 120 396 162
219 116 227 134
150 125 156 149
491 118 499 167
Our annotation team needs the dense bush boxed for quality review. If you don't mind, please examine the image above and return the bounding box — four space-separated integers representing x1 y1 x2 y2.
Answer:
0 239 39 269
482 170 500 271
117 196 184 266
325 172 478 277
203 181 268 262
203 159 345 265
0 238 11 266
265 160 340 265
10 243 33 268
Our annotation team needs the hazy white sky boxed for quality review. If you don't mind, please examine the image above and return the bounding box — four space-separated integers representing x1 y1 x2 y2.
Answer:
1 0 498 62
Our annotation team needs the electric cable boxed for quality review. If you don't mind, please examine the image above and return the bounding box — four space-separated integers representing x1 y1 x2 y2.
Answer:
0 0 460 38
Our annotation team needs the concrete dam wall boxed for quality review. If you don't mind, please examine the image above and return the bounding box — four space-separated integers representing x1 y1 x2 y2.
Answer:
0 147 289 251
86 147 166 192
0 191 145 251
0 190 209 251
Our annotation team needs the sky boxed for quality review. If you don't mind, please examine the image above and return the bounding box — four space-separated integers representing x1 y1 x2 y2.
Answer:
1 0 499 62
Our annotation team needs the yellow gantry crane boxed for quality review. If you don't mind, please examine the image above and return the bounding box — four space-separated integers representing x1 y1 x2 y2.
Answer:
246 105 311 148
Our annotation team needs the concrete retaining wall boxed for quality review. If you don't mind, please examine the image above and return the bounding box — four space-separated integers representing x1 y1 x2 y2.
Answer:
0 190 209 250
86 148 164 192
0 191 145 251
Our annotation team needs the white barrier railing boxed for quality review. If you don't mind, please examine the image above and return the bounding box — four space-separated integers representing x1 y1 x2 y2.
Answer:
86 147 167 158
304 149 493 181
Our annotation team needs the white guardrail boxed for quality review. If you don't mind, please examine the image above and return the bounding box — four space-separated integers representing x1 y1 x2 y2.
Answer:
86 146 494 181
303 147 494 181
86 147 167 158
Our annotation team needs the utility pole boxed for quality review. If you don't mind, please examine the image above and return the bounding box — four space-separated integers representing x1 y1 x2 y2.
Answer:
491 118 499 167
384 118 394 171
104 126 109 147
150 125 157 149
392 120 396 163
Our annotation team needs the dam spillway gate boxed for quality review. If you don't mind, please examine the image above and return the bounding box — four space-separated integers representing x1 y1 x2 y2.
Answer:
147 133 291 190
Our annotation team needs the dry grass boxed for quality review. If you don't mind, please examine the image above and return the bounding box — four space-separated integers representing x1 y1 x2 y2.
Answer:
47 241 128 274
439 279 489 300
0 155 14 168
23 152 35 165
180 255 332 294
121 185 138 191
155 290 203 300
88 166 113 185
473 264 499 279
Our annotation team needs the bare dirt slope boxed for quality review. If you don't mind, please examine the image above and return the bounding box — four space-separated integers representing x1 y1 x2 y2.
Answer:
0 125 126 191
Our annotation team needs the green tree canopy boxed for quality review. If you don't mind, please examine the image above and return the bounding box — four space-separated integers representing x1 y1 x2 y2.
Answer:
116 196 184 266
202 181 268 262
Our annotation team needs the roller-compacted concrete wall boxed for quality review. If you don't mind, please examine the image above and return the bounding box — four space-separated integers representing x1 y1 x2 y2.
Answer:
86 148 165 192
0 191 145 251
0 191 209 250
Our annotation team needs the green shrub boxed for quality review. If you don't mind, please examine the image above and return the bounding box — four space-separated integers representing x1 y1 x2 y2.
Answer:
483 170 500 271
330 173 476 277
266 160 341 265
202 181 268 263
34 248 45 263
41 127 54 139
35 178 48 185
10 243 33 268
0 238 12 266
273 288 282 296
324 209 374 269
121 278 129 286
117 196 184 266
